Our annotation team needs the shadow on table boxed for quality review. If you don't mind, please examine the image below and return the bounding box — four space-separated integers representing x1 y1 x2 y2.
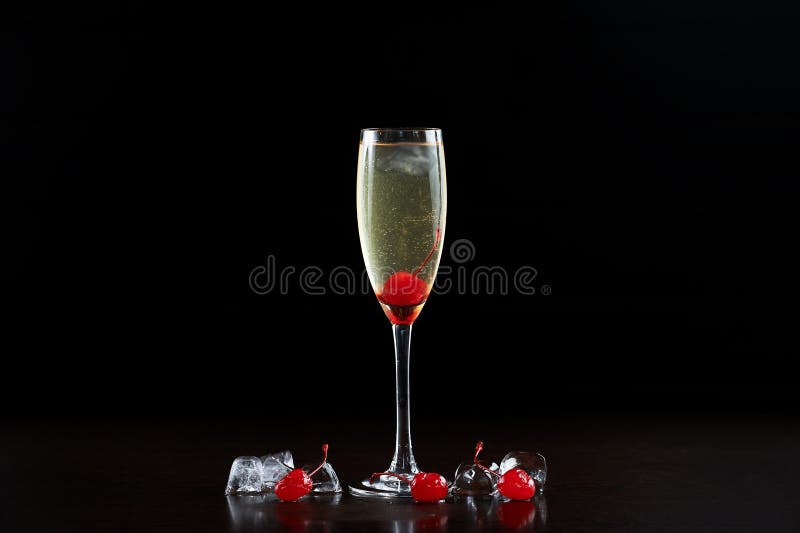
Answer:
227 493 547 532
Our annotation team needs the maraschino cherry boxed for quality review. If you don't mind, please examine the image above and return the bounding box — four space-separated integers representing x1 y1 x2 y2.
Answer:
473 441 536 501
274 443 329 502
380 271 429 308
369 471 448 503
379 228 441 318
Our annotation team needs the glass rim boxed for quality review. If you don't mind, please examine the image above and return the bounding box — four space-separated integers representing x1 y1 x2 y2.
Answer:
361 127 441 132
360 128 443 144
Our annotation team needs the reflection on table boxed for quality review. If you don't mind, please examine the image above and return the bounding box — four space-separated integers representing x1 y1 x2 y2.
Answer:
227 492 547 531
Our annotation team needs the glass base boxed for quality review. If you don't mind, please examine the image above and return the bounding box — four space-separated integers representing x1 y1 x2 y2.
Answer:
349 474 415 498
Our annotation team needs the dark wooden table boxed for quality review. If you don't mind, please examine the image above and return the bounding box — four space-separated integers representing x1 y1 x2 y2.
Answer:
2 415 798 532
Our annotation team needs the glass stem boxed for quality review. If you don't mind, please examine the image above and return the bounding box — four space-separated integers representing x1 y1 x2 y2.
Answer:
388 323 419 475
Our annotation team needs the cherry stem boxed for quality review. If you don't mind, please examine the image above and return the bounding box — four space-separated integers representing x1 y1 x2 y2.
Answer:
308 443 329 478
369 471 412 485
413 227 441 277
474 441 501 479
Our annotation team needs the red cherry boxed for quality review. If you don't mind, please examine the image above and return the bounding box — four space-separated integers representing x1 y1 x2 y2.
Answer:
410 472 449 503
375 228 441 325
274 443 329 502
274 469 312 502
497 468 536 501
473 441 536 501
380 271 429 307
369 471 449 503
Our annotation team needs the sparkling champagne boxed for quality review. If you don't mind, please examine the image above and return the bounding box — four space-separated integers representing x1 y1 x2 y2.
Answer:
356 140 447 324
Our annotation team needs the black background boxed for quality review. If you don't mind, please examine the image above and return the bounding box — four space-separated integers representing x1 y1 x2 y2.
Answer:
3 2 799 425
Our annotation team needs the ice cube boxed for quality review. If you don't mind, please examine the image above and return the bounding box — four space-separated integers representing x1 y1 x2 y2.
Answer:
499 451 547 489
451 460 500 496
261 451 294 488
379 145 434 175
260 450 294 469
301 462 342 494
225 456 265 494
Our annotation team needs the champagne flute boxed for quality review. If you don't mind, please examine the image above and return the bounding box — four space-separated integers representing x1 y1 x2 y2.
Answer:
349 128 447 497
